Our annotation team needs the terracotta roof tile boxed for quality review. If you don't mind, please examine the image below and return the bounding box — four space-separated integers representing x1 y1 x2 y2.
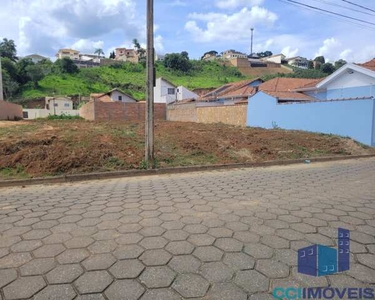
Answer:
358 59 375 71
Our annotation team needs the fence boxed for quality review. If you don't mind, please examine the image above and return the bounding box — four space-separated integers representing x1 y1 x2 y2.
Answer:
79 101 166 121
0 101 23 120
167 103 247 127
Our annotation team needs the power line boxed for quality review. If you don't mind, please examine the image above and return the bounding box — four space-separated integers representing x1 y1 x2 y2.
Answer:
311 0 375 16
341 0 375 13
282 0 375 26
279 0 375 30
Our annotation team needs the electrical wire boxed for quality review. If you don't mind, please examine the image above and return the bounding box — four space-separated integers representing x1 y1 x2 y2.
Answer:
311 0 375 16
281 0 375 27
341 0 375 14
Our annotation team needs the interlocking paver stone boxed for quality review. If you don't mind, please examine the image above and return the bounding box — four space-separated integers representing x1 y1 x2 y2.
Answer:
139 266 176 288
172 274 209 298
200 262 234 282
140 288 181 300
82 253 116 270
20 258 56 276
46 264 83 284
3 276 46 300
74 271 113 294
34 284 76 300
109 260 145 279
0 269 17 288
105 280 145 300
1 158 375 299
234 270 269 293
168 255 201 273
206 283 247 300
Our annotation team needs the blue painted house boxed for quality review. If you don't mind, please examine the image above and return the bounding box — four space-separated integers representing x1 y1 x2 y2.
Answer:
247 61 375 146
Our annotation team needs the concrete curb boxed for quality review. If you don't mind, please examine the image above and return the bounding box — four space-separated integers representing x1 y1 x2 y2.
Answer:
1 154 375 188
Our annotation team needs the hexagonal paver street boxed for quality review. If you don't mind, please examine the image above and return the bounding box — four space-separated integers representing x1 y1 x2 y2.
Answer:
0 158 375 299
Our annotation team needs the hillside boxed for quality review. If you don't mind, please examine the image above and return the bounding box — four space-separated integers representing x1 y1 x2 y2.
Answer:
21 60 246 101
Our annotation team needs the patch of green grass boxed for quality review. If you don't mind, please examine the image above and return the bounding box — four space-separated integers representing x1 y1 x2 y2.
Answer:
46 114 83 120
0 124 40 137
0 165 30 180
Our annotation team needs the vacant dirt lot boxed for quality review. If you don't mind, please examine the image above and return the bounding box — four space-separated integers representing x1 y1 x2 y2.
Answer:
0 120 374 179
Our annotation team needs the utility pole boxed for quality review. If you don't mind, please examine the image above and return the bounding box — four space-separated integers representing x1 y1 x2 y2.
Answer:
145 0 155 168
250 28 254 55
0 57 3 101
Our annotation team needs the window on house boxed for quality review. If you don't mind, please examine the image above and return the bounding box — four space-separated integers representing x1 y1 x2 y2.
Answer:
168 88 175 95
54 103 58 107
64 103 70 108
23 111 29 119
118 96 123 101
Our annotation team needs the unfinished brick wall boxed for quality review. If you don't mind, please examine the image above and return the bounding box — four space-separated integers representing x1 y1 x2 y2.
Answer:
167 103 247 127
80 101 166 121
0 101 23 120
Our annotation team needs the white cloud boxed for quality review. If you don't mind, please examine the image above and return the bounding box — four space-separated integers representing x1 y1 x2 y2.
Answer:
216 0 264 9
155 35 164 53
171 0 187 6
281 46 299 58
71 39 104 54
0 0 142 57
185 6 277 42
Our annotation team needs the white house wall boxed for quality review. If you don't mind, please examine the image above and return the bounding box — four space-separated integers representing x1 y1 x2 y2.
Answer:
177 86 199 101
110 91 136 102
325 71 375 90
154 78 177 104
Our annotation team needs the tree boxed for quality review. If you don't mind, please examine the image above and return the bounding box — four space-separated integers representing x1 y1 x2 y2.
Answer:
133 38 146 59
307 60 314 69
320 62 336 74
109 51 116 59
26 64 44 88
201 50 218 60
53 57 79 74
314 56 325 64
257 51 273 58
334 59 347 70
181 51 189 60
94 48 104 58
1 57 18 81
17 58 35 84
163 53 192 72
2 70 19 100
0 38 17 61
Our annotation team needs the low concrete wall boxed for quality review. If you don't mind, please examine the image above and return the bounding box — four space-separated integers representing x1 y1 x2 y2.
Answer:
0 101 23 120
80 101 166 121
23 109 80 120
167 103 247 127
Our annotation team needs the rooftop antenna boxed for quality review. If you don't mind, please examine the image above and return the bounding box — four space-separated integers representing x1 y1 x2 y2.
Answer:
251 28 254 55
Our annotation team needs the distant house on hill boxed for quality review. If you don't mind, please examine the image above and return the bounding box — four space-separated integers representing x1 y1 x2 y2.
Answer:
24 54 48 63
115 48 139 63
286 56 309 69
90 88 138 103
222 50 248 59
199 78 264 105
263 54 286 64
56 49 80 60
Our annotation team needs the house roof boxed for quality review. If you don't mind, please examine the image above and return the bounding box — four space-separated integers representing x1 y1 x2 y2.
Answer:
357 59 375 71
258 78 320 101
316 63 375 89
200 78 263 101
159 77 177 88
58 49 79 53
91 88 138 102
25 54 47 59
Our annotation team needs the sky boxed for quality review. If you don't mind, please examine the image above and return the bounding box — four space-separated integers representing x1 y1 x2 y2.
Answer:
0 0 374 63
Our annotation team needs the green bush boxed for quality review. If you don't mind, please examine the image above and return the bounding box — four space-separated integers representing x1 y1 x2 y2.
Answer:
46 114 83 120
